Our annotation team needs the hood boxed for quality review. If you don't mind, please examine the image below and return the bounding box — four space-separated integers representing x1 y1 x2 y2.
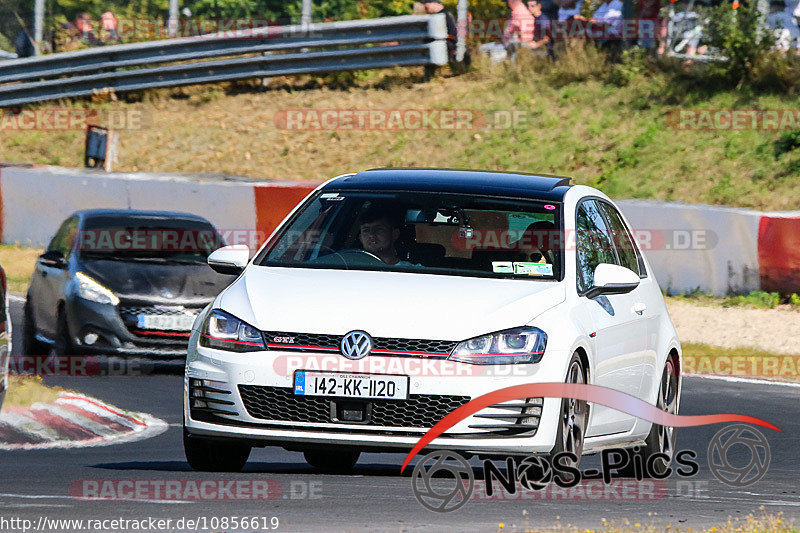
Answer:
218 266 566 341
79 258 233 306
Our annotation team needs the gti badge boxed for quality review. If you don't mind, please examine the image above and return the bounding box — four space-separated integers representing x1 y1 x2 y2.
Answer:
340 330 373 360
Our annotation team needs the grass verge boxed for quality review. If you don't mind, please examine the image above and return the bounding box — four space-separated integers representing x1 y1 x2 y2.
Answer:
682 342 800 382
0 244 42 294
3 375 62 408
2 48 800 210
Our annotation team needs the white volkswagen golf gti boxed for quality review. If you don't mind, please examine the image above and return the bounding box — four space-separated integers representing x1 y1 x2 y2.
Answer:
183 169 681 473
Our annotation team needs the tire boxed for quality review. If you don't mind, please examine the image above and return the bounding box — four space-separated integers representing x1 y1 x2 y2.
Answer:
22 298 47 356
641 356 679 476
550 353 589 469
621 356 679 478
50 310 73 356
303 449 360 473
183 428 251 472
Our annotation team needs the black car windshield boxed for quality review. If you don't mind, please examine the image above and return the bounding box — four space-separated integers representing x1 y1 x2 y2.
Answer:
77 215 224 263
256 191 562 280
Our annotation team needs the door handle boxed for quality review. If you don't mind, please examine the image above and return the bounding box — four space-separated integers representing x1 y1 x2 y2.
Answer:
633 302 646 315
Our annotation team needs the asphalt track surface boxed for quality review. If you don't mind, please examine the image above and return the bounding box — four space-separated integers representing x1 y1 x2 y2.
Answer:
2 298 799 532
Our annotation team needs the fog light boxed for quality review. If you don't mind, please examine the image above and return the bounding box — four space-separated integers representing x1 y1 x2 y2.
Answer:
84 333 99 345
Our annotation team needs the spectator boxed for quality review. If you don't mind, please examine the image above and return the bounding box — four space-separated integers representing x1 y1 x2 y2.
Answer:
423 0 457 52
556 0 587 23
423 0 465 78
72 13 98 44
527 0 552 51
502 0 535 46
587 0 623 54
101 11 119 41
540 0 560 23
590 0 623 38
768 2 800 53
15 30 35 58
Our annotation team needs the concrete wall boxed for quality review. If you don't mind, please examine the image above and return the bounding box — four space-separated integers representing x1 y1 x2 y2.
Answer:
1 165 797 295
616 200 764 295
0 166 317 251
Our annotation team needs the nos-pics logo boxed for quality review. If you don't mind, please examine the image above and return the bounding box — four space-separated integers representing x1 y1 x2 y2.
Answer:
411 424 771 512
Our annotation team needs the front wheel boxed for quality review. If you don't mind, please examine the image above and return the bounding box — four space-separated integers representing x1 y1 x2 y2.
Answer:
50 311 74 356
642 357 679 476
23 298 47 356
183 428 251 472
550 353 588 468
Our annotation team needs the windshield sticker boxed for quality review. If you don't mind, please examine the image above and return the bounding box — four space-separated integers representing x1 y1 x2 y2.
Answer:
513 262 553 276
320 193 344 201
492 261 514 274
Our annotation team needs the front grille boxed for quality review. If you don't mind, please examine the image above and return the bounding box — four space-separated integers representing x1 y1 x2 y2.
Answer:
119 305 202 340
238 385 469 428
263 331 457 357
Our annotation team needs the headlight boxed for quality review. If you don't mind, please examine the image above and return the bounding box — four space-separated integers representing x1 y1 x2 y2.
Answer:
448 326 547 365
75 272 119 305
199 310 265 352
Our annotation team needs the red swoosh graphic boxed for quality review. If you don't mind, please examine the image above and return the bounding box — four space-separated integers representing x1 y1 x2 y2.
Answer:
400 383 781 472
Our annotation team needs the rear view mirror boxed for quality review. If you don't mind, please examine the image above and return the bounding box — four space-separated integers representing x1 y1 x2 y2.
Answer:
208 245 249 275
39 250 67 269
584 263 640 299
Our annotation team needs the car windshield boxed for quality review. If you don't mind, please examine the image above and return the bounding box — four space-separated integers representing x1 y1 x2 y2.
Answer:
256 191 562 280
77 215 224 263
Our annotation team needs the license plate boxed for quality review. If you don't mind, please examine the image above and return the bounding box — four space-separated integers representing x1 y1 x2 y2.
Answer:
136 314 195 331
293 371 409 400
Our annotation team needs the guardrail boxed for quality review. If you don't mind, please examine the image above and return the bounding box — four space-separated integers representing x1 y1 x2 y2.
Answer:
0 14 448 107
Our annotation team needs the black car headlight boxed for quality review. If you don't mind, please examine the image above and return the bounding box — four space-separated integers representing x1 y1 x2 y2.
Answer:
448 326 547 365
199 310 265 352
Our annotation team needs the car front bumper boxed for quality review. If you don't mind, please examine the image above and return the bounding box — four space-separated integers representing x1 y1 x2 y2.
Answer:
65 297 206 357
183 338 573 456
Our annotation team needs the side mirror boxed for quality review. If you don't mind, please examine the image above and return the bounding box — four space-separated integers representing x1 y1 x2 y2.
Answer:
39 250 67 269
584 263 640 299
208 245 249 275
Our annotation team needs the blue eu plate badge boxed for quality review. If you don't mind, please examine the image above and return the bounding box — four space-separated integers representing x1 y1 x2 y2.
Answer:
294 372 305 394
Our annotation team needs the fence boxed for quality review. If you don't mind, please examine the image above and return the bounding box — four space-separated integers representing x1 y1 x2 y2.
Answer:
0 14 447 107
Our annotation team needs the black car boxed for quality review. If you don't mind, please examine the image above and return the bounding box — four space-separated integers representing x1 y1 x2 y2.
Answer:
23 210 234 357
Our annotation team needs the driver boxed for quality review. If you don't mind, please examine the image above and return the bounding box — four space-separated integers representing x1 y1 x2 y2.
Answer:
357 207 414 266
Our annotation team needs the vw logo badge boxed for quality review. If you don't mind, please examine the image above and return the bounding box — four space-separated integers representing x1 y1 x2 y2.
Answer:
340 331 373 360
